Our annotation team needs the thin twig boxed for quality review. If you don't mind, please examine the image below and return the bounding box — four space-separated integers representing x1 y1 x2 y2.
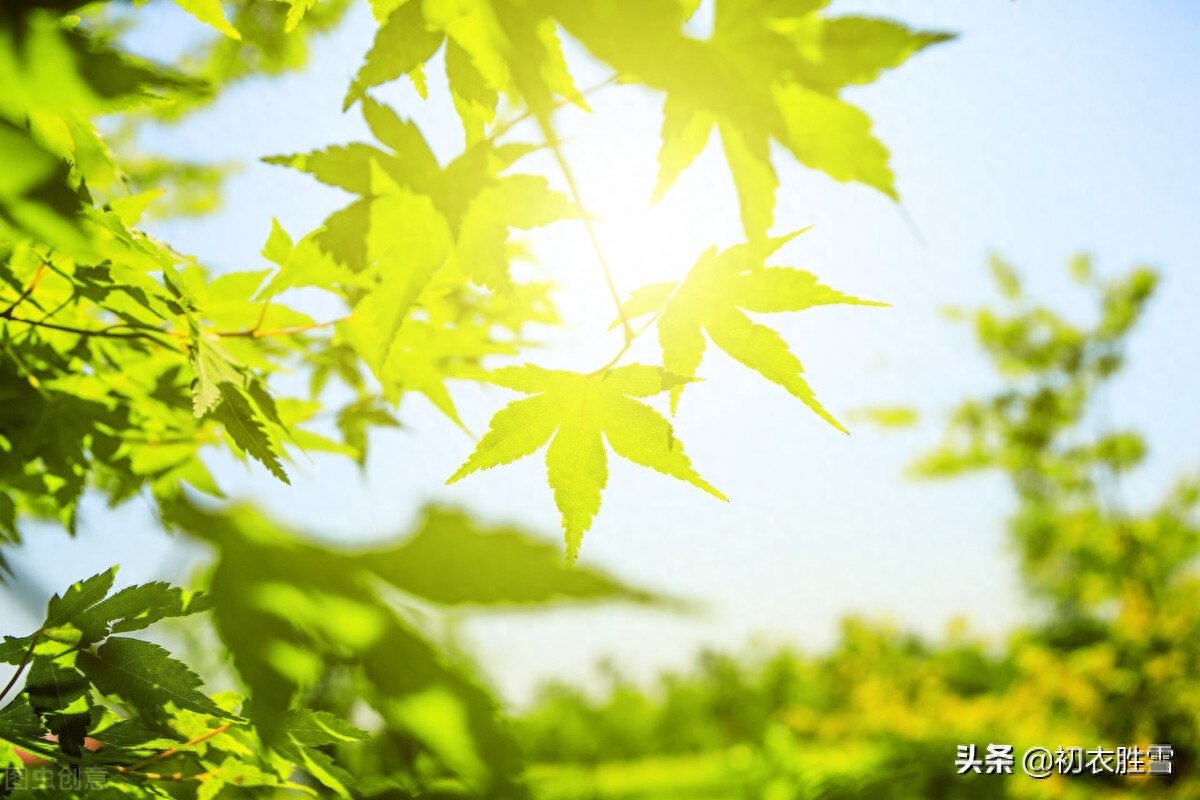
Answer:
251 297 272 333
0 314 180 349
10 293 75 346
543 132 631 342
488 76 618 145
2 304 342 349
0 631 41 704
587 262 693 376
1 264 47 317
119 723 234 773
213 316 347 339
493 79 633 342
588 311 664 376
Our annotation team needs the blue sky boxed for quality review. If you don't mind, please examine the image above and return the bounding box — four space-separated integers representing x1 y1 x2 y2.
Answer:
3 0 1199 704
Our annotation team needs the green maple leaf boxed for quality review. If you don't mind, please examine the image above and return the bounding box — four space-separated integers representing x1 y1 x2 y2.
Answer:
77 637 232 719
261 217 293 267
655 2 948 237
263 143 380 196
278 0 319 32
448 364 725 561
452 172 580 289
24 649 90 718
342 165 453 369
194 756 301 800
82 581 211 636
549 0 950 239
0 696 45 745
212 383 290 483
0 14 205 119
619 233 887 430
174 0 241 40
259 221 367 297
361 506 664 606
345 0 587 134
45 569 117 630
0 637 32 666
189 332 245 419
446 38 499 145
166 499 573 792
345 0 443 108
270 711 369 799
267 98 577 289
0 120 89 257
277 709 369 747
8 569 212 652
790 16 957 93
337 166 483 427
291 747 357 798
376 318 515 429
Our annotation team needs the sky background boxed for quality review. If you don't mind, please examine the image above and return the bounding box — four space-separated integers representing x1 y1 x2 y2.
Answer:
3 0 1198 705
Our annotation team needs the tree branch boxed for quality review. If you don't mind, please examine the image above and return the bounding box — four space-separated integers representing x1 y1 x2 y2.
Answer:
1 303 343 349
0 631 41 704
1 264 47 317
0 313 182 349
119 723 234 773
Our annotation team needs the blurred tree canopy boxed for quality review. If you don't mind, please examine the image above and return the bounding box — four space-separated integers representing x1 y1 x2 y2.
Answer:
0 0 955 797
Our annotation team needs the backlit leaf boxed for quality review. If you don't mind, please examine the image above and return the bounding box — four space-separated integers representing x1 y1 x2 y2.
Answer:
449 364 724 560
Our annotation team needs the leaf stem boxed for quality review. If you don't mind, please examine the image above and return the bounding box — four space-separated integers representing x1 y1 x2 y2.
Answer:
587 311 664 376
543 132 631 342
588 272 690 375
489 76 617 145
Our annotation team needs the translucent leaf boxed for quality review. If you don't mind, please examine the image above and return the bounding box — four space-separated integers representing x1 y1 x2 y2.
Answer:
263 144 378 195
649 237 882 424
655 97 713 203
173 0 241 40
212 383 290 483
774 84 895 199
261 218 294 268
362 507 664 605
345 0 444 109
449 365 722 559
794 17 954 91
446 39 499 145
345 172 452 376
454 175 579 289
190 334 244 419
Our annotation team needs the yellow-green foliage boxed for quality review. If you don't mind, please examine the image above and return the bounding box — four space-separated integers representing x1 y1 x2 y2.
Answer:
0 0 945 558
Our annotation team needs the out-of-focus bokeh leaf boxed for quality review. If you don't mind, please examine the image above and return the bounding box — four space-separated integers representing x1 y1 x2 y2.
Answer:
167 496 664 797
361 506 666 607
